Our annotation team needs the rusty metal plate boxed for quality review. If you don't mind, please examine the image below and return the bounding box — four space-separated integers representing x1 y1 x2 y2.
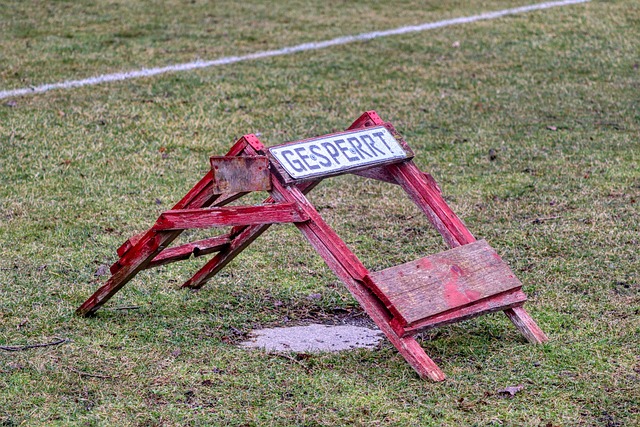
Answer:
210 156 271 194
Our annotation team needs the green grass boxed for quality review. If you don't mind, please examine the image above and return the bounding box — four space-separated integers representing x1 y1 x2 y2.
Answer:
1 0 639 425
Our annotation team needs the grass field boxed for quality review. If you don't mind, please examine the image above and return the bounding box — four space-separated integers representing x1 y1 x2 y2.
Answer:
1 0 639 425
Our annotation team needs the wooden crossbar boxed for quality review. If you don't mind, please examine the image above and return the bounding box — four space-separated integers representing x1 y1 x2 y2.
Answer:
145 234 232 269
152 203 308 231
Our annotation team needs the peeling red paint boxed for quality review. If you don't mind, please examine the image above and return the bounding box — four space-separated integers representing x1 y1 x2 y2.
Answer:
419 258 433 269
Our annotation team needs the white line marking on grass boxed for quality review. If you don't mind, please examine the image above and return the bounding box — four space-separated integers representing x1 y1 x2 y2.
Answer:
0 0 590 100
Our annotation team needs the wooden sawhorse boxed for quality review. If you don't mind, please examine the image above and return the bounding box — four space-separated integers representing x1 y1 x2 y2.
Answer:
77 111 547 381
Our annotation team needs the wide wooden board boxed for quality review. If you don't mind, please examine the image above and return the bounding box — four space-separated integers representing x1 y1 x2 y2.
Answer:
365 240 523 326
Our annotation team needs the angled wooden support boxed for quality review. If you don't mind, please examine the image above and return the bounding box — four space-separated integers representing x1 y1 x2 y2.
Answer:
268 177 445 381
385 160 547 345
145 233 232 269
77 134 264 317
504 306 548 344
386 160 475 248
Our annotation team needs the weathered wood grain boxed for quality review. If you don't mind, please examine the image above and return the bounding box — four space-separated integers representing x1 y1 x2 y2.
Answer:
145 234 232 269
153 203 308 231
351 166 397 184
504 306 549 344
367 240 522 326
392 290 528 337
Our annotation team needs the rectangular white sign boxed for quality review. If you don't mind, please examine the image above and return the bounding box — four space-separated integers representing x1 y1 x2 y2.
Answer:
269 126 408 180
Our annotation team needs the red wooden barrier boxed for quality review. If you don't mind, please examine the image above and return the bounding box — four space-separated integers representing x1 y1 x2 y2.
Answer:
77 111 547 380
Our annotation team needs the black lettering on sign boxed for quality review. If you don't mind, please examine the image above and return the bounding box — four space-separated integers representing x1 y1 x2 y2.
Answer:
269 126 407 180
309 145 332 167
373 131 393 151
347 137 373 159
294 147 320 170
281 150 306 172
322 142 341 165
334 139 360 162
360 134 385 156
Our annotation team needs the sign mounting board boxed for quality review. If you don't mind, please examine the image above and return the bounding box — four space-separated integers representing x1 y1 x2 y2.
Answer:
269 126 409 180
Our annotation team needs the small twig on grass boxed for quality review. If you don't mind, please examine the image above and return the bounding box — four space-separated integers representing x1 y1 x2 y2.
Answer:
108 305 141 311
526 215 561 224
0 338 69 352
268 352 311 374
69 368 114 379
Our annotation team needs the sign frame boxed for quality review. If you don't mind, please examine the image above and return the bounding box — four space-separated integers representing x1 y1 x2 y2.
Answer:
267 124 414 183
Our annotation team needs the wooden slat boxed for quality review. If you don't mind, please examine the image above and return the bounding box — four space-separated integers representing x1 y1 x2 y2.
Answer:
504 306 549 344
182 223 272 289
366 240 522 326
153 203 308 231
76 229 182 316
392 290 527 337
111 191 248 274
145 234 232 269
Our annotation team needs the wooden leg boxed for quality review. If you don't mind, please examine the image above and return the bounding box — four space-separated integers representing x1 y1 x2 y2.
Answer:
387 161 475 248
292 212 445 381
76 230 182 316
270 180 446 381
504 306 548 344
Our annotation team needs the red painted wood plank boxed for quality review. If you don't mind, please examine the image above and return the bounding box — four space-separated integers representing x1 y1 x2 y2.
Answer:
182 223 272 289
392 289 528 337
388 160 548 344
116 231 146 257
76 229 182 316
145 233 232 269
110 190 251 275
347 110 385 129
367 240 523 326
153 203 308 231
